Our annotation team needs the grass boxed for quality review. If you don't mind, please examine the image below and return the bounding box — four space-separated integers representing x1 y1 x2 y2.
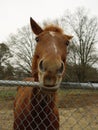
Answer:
58 88 98 95
0 86 98 99
0 86 16 100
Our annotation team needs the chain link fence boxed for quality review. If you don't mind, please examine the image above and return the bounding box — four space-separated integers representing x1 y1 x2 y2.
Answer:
0 80 98 130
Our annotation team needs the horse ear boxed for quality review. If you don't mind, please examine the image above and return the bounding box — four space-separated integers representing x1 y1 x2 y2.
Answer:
30 17 43 35
66 35 73 40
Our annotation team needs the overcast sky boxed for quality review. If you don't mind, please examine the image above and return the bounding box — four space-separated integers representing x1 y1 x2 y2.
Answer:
0 0 98 42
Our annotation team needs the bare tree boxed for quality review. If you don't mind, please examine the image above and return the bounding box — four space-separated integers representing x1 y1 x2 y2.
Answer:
61 8 98 81
6 25 35 76
0 43 13 79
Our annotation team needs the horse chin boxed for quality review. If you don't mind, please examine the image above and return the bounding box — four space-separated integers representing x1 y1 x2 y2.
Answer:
39 83 60 93
38 75 62 93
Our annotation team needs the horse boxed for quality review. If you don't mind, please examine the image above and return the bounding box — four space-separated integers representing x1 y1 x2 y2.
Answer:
13 17 73 130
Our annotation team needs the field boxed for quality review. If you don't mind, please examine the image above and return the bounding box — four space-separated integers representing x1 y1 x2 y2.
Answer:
0 87 98 130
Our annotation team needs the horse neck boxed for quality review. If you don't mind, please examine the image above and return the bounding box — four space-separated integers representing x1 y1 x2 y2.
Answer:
30 88 59 130
31 87 57 109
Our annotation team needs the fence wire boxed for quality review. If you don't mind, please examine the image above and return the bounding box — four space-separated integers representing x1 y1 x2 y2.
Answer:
0 80 98 130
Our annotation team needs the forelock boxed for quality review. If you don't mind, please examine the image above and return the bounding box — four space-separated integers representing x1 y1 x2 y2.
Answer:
44 25 63 34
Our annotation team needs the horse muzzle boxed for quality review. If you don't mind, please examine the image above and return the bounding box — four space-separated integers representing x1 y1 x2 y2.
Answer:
39 73 62 92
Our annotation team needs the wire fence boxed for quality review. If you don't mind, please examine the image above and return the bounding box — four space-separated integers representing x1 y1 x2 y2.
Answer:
0 80 98 130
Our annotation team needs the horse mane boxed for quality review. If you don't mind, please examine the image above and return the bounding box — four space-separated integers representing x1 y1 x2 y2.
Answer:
44 25 63 34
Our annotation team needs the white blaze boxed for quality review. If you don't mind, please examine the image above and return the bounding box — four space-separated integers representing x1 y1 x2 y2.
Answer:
49 31 58 53
53 43 58 53
49 31 56 37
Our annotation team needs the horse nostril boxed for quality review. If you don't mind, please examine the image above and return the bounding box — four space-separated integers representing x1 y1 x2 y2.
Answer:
39 60 45 72
57 62 64 75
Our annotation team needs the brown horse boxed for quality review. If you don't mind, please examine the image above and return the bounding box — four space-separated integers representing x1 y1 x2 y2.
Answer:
14 18 73 130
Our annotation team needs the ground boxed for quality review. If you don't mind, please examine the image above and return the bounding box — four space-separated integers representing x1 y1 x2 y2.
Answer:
0 88 98 130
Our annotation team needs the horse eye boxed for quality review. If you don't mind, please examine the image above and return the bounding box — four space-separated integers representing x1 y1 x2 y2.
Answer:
66 40 69 46
62 59 65 63
35 37 39 42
